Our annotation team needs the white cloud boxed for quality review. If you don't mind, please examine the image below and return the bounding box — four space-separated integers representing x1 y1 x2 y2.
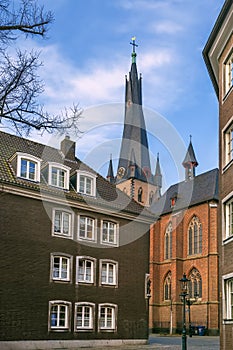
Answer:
151 21 183 34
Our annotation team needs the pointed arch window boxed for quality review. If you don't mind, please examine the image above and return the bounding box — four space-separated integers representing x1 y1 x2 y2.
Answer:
188 268 202 298
188 216 202 255
164 222 172 260
164 272 172 301
138 187 143 202
149 191 154 205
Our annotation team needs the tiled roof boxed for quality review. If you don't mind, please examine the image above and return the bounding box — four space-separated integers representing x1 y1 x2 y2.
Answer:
0 131 153 220
150 168 219 217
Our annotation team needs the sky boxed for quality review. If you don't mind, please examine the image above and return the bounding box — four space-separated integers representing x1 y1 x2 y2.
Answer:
2 0 225 192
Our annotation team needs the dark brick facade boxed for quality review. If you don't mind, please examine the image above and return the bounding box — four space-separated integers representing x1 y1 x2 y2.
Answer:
0 132 152 345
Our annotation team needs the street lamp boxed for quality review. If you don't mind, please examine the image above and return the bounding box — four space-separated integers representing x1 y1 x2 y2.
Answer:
179 273 190 350
187 292 199 337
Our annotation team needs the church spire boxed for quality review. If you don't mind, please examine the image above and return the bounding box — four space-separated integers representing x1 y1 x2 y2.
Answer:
182 136 198 180
116 38 152 183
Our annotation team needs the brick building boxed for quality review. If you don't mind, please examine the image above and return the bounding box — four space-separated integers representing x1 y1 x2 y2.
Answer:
149 140 219 335
203 0 233 348
0 131 153 349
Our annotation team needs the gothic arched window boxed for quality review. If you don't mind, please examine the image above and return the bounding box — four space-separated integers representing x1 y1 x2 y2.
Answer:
149 191 154 205
138 187 143 202
164 272 172 301
188 216 202 255
188 268 202 298
164 222 172 260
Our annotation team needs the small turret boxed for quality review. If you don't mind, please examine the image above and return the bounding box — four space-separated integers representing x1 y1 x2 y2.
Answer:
106 155 115 184
182 136 198 180
154 153 162 200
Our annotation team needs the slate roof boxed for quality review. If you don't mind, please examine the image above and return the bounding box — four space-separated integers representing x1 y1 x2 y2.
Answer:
150 168 219 217
0 131 153 220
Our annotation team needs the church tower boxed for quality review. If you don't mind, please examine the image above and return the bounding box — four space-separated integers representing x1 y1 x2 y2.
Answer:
106 38 162 206
182 136 198 180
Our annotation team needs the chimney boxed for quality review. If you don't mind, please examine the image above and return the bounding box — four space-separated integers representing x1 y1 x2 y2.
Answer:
60 136 76 160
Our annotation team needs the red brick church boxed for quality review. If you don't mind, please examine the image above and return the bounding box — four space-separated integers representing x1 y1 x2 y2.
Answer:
106 38 219 336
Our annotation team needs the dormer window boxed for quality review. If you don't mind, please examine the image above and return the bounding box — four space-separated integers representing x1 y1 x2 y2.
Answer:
76 171 96 197
16 153 41 182
170 193 177 208
48 163 70 190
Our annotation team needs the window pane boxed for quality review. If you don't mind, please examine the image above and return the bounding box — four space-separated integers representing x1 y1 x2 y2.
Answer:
79 175 85 193
86 177 92 195
101 264 107 283
29 161 36 180
63 213 70 235
20 159 27 178
53 257 60 278
51 168 58 186
54 211 61 232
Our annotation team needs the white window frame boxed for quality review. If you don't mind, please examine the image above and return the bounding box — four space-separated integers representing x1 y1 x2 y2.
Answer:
76 171 96 197
223 120 233 167
100 220 119 246
99 260 118 287
77 215 96 242
224 51 233 96
75 302 95 331
222 273 233 323
52 209 73 239
76 256 96 284
98 303 117 332
16 152 41 182
49 300 71 331
50 253 72 282
48 162 70 190
224 197 233 240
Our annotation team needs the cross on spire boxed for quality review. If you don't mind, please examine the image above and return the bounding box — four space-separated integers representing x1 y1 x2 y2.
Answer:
130 37 138 63
130 36 138 53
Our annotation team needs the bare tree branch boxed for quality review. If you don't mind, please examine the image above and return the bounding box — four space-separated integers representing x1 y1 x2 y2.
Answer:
0 0 82 136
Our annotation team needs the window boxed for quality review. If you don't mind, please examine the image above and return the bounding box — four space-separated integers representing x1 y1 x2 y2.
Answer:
188 216 202 255
149 191 154 205
78 216 96 241
77 171 96 196
49 301 71 331
75 303 95 331
224 52 233 95
52 209 72 238
224 277 233 321
101 220 118 246
164 272 171 301
16 153 41 182
76 257 95 284
138 187 143 202
51 254 71 282
225 198 233 239
223 122 233 166
100 260 118 286
188 268 202 299
98 304 117 331
48 163 70 190
164 222 172 260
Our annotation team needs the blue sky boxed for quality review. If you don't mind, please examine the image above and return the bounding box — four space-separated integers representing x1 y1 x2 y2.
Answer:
4 0 225 191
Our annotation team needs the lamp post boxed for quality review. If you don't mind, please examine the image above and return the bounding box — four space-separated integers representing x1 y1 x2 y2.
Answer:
179 273 190 350
187 292 199 337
